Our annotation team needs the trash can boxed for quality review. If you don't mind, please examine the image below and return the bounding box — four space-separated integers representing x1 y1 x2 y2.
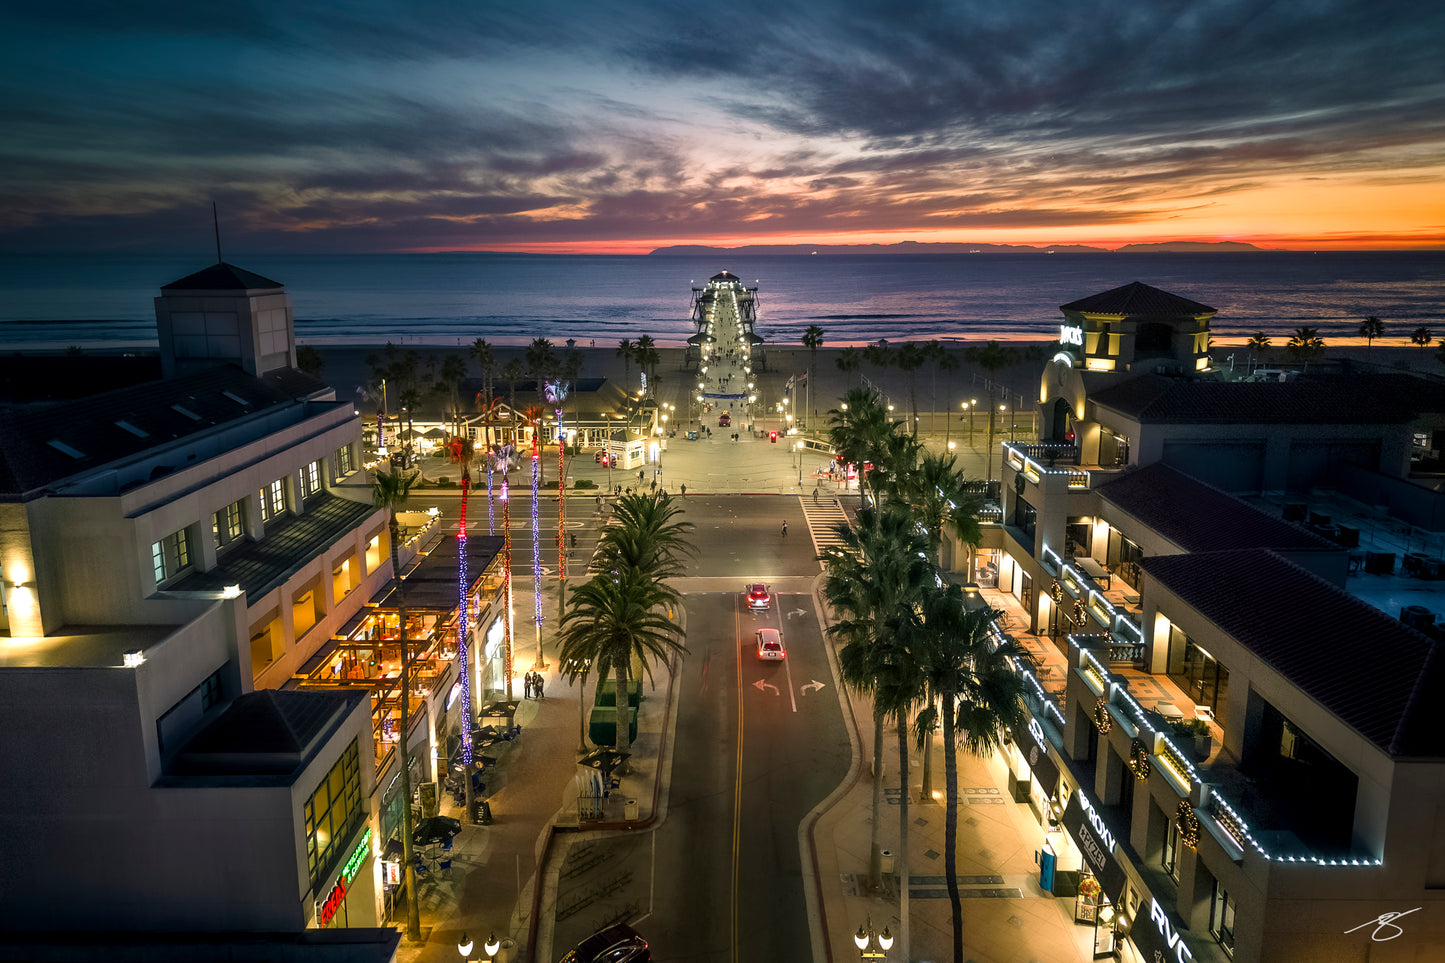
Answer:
879 849 894 875
624 799 639 821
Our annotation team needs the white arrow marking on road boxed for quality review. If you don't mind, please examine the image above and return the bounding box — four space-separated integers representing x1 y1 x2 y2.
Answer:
800 680 826 696
752 679 779 696
787 608 808 620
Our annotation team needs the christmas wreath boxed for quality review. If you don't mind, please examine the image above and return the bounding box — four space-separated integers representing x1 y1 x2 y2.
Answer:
1078 875 1102 900
1177 800 1201 849
1129 738 1151 780
1050 580 1065 604
1093 697 1112 734
1073 598 1087 624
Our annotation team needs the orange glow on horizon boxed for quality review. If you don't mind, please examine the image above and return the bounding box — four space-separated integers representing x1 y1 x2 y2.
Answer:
408 231 1444 256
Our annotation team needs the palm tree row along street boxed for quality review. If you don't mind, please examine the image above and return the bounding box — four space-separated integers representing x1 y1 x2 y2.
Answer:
823 386 1027 963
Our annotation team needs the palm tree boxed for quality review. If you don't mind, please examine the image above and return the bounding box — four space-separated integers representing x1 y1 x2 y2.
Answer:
894 342 926 436
634 335 659 394
802 324 825 425
822 503 932 894
1358 316 1384 351
964 341 1017 480
906 451 983 571
905 592 1027 963
526 337 557 390
592 491 696 580
558 568 686 757
438 354 469 435
296 345 325 378
1246 332 1271 373
371 466 422 940
1286 326 1326 369
937 348 960 444
836 347 863 389
827 387 902 502
1412 326 1433 352
616 339 636 394
863 341 893 382
500 358 526 444
445 435 479 822
472 338 496 408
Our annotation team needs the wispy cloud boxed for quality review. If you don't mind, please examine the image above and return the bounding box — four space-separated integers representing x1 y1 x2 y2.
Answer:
0 0 1441 252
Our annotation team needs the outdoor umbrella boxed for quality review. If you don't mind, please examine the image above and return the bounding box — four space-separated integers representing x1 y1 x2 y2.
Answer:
412 815 462 847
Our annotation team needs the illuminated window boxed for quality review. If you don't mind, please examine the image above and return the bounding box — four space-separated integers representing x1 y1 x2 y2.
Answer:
151 527 192 584
213 499 244 550
301 460 323 499
334 445 354 479
267 479 287 518
1210 880 1236 956
305 742 362 888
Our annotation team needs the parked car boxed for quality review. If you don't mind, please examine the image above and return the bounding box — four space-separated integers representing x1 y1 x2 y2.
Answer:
718 412 731 427
558 923 650 963
755 628 785 661
745 583 771 611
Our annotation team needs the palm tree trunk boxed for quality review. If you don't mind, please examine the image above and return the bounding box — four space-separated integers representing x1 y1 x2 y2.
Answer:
868 710 885 892
896 715 912 961
615 662 631 760
391 520 422 940
459 472 476 825
944 693 963 963
920 688 936 801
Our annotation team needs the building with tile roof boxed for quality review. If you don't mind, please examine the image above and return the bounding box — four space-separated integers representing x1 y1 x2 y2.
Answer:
953 280 1445 962
0 262 429 940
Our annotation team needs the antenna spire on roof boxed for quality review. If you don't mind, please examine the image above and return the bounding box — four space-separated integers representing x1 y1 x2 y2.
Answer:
212 201 223 264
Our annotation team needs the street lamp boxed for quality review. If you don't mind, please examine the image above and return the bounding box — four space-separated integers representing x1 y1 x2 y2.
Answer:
458 933 474 961
854 916 894 960
484 933 501 959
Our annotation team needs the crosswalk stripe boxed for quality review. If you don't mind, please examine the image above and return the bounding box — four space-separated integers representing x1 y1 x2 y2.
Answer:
798 495 851 566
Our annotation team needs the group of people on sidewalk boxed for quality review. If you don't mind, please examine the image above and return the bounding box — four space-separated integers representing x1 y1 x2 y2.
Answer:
523 670 546 699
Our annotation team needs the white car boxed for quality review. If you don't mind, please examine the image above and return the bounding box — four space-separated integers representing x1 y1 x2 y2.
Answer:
755 628 785 661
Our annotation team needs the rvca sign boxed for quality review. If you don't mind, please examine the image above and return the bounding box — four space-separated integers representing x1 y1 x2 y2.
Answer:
1142 898 1194 963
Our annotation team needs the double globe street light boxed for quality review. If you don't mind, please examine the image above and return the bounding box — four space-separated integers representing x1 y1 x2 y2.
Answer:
854 915 894 960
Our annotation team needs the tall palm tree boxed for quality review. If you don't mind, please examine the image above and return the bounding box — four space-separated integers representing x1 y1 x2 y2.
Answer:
836 347 863 389
634 334 659 394
894 342 926 436
1246 332 1271 374
1286 326 1326 369
472 337 496 407
1412 326 1433 352
557 568 686 756
438 354 469 436
445 436 478 822
802 324 825 425
964 341 1017 480
906 451 983 570
822 503 932 893
827 387 905 502
371 466 422 940
616 339 636 393
1358 316 1384 351
593 491 696 580
905 593 1027 963
500 358 526 444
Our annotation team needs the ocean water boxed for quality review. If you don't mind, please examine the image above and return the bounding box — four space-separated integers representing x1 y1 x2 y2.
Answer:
0 251 1441 349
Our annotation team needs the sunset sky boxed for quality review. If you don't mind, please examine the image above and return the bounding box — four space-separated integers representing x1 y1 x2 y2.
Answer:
2 0 1443 254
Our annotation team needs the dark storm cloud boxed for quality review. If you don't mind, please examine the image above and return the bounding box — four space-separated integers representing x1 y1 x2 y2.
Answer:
0 0 1441 251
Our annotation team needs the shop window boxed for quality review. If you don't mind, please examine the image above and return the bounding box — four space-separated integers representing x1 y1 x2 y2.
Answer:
305 742 363 888
151 527 192 585
1210 879 1237 956
1168 636 1229 716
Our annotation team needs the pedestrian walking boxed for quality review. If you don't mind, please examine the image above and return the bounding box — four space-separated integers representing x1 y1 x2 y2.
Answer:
638 469 644 483
813 487 819 504
680 483 687 497
535 674 545 699
523 671 534 699
650 480 657 493
781 520 788 537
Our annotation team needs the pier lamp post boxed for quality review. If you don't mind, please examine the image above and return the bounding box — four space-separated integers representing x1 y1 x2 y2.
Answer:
970 398 978 435
854 916 893 960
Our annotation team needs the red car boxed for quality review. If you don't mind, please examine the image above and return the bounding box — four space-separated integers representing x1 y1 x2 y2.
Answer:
746 583 771 611
718 412 731 427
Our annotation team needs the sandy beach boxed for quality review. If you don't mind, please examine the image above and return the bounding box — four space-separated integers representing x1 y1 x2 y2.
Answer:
313 340 1443 435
